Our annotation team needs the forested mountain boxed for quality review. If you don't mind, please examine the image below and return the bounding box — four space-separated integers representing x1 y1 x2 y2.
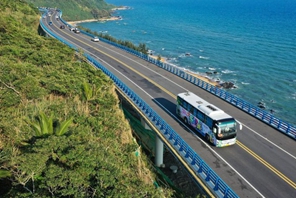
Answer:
0 0 172 197
25 0 116 20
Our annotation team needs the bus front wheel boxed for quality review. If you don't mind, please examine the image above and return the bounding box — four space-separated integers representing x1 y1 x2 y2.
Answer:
206 134 210 143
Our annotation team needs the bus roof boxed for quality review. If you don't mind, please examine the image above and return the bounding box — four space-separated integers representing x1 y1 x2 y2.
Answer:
177 92 232 121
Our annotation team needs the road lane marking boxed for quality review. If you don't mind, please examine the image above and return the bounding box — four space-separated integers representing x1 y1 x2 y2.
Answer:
238 124 296 160
237 141 296 189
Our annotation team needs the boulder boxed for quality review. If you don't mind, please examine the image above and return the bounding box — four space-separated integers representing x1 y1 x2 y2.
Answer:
220 81 236 89
257 101 266 109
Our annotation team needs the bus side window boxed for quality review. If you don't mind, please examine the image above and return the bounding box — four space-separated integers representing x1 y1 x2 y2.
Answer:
197 111 205 122
178 97 184 106
183 101 187 110
177 96 181 105
189 105 194 113
186 103 190 111
193 108 198 117
205 117 213 128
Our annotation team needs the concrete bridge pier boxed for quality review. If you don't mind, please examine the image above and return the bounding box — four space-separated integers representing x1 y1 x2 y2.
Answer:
155 135 164 167
140 117 164 167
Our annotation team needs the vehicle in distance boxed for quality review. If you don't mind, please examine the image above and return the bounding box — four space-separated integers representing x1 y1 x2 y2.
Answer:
176 92 242 147
48 21 53 26
74 29 80 34
70 27 80 34
60 25 65 29
91 36 100 42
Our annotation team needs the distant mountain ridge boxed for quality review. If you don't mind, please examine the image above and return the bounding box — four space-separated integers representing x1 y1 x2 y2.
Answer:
25 0 116 20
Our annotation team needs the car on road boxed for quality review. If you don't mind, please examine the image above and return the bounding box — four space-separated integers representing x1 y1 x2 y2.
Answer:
48 21 53 26
73 28 80 34
60 25 65 29
70 27 80 33
91 36 100 42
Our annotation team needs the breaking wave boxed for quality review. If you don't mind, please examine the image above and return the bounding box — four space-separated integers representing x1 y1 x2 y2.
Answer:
199 56 209 60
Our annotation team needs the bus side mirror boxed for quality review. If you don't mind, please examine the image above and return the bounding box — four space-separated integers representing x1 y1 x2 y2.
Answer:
236 121 243 130
214 125 220 134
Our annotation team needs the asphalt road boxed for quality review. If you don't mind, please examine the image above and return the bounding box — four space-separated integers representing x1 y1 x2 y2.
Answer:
43 10 296 198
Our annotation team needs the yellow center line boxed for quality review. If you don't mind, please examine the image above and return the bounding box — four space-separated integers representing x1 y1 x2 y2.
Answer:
50 16 296 190
237 141 296 189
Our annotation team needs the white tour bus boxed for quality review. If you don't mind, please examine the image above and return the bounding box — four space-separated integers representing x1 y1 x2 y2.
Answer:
176 92 242 147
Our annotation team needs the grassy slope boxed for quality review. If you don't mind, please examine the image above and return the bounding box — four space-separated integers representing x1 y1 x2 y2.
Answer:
25 0 116 20
0 0 172 197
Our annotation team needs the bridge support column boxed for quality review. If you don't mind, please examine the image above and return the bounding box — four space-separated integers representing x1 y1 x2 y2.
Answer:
140 117 164 167
155 136 164 167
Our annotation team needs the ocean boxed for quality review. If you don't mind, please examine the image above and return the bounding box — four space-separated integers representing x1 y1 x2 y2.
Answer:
80 0 296 126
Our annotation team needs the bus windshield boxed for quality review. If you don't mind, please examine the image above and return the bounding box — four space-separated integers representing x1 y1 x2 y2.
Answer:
219 122 236 133
216 119 236 139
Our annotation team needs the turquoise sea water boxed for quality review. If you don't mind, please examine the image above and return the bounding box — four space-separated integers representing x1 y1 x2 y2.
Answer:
80 0 296 125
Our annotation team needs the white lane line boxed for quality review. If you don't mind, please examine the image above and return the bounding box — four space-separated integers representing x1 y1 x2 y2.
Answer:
239 122 296 160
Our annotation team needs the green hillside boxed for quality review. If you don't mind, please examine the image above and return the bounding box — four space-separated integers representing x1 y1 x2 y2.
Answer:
0 0 173 197
25 0 116 20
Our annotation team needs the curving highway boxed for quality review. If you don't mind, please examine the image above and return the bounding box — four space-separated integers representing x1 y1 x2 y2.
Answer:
42 10 296 198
